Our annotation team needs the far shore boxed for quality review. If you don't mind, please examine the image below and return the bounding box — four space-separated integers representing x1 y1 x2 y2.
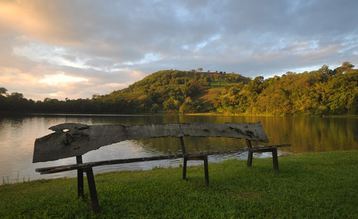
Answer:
0 111 357 118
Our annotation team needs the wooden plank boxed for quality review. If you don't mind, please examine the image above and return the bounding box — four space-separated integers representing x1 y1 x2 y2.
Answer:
35 149 252 174
33 122 269 162
36 154 185 174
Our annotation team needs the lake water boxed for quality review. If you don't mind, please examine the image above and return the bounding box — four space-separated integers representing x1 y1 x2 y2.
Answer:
0 114 357 184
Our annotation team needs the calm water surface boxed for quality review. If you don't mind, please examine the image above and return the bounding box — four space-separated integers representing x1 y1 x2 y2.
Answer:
0 114 357 183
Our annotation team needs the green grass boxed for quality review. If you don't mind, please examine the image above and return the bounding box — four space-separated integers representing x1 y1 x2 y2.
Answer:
1 151 358 218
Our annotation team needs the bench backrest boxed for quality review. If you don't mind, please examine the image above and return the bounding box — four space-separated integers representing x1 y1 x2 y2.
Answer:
33 122 268 163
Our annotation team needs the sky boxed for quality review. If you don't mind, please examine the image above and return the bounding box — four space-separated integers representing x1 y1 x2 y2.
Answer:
0 0 357 100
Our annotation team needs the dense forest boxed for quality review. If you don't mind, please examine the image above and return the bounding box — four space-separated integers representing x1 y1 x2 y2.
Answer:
0 62 357 115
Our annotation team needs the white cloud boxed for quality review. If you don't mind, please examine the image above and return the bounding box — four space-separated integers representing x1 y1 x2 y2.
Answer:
13 42 85 68
182 34 222 52
39 72 89 86
123 53 162 66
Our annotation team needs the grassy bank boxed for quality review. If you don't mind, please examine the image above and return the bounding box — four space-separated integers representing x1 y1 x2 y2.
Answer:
1 151 357 218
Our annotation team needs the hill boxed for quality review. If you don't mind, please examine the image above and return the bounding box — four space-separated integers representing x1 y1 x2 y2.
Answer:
97 70 250 113
96 63 358 115
0 62 357 115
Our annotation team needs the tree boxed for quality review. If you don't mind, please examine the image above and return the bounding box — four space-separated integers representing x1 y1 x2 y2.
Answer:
163 97 180 111
9 92 24 100
186 81 204 97
318 65 331 75
334 62 355 74
150 103 160 113
0 87 7 96
342 61 354 69
179 97 195 113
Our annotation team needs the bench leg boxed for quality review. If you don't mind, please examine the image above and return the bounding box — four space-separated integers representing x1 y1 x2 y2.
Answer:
182 157 187 180
77 169 84 199
76 156 84 199
203 156 209 186
85 168 100 213
272 148 279 174
247 150 253 167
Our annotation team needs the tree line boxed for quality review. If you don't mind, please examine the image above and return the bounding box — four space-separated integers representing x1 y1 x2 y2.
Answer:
216 63 357 115
0 62 357 115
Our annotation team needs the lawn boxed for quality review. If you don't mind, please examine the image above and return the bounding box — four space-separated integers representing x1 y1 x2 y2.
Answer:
0 151 357 218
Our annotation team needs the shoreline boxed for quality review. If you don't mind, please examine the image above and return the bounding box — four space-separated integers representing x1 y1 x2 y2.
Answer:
0 111 357 118
0 149 353 187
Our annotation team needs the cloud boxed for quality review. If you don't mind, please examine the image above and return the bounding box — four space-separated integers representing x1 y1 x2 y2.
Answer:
39 72 89 86
13 42 90 69
0 1 50 38
123 53 162 66
0 0 357 100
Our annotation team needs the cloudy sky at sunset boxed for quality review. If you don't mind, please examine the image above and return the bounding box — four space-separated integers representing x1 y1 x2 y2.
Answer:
0 0 357 100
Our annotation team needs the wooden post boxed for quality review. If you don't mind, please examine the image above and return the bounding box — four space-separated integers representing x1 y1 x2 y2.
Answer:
203 156 209 186
76 156 84 199
182 157 187 180
246 139 253 167
85 168 100 213
272 148 279 174
247 150 253 167
180 136 188 180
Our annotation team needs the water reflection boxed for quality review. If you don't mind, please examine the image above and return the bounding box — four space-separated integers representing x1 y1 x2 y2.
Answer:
0 114 357 183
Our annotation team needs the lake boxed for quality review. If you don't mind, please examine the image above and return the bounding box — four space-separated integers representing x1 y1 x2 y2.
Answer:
0 114 357 184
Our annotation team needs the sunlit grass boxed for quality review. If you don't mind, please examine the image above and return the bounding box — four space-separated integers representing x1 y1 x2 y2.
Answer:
0 151 357 218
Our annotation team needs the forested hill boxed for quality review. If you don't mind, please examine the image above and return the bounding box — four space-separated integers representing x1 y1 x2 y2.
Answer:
96 63 358 115
0 62 357 115
97 70 251 113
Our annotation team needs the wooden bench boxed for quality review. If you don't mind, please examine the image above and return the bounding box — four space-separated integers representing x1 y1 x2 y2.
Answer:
33 122 289 212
